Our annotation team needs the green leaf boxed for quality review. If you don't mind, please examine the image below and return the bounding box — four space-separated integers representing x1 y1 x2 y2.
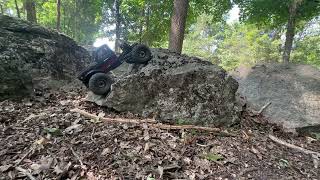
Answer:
202 153 224 162
278 159 289 168
44 127 63 136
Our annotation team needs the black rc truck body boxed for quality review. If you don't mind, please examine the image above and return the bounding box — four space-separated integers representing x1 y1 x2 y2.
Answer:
78 43 152 95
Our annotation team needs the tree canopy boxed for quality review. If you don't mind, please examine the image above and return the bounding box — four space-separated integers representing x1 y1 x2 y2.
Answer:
235 0 320 27
1 0 319 69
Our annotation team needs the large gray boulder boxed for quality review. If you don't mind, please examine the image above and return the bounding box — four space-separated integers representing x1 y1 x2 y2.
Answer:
235 64 320 134
0 15 90 100
87 49 241 127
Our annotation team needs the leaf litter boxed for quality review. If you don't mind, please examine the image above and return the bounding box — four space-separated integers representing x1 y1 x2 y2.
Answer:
0 87 319 179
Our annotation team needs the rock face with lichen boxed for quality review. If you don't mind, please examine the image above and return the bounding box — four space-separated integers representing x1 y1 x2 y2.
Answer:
87 49 241 127
0 15 90 100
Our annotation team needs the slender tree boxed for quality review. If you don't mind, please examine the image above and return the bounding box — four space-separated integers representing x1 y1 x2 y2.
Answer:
138 4 145 44
169 0 189 54
145 3 150 45
25 0 37 23
0 4 3 14
115 0 121 53
283 0 303 63
14 0 20 18
235 0 320 63
56 0 61 31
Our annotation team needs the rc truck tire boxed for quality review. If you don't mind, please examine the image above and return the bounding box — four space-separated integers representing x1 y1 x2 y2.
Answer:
88 73 112 95
130 44 152 63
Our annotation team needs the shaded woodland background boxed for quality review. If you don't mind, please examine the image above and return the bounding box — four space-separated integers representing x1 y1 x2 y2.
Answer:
1 0 320 70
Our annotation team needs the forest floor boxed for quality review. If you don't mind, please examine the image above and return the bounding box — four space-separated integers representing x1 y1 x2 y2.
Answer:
0 86 319 180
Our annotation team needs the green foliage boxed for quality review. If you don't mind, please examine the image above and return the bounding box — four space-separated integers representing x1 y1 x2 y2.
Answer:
58 0 103 44
183 15 281 71
37 0 56 28
183 14 226 63
121 0 173 46
44 127 63 136
292 35 320 68
102 0 232 47
235 0 320 28
201 153 224 162
188 0 232 25
217 23 281 71
2 0 103 44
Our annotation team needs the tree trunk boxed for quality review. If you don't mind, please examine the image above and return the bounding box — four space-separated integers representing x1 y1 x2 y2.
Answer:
144 4 150 45
138 4 145 44
0 4 3 14
25 0 37 23
15 0 21 18
56 0 61 31
168 0 189 54
73 0 77 40
282 0 303 63
115 0 122 53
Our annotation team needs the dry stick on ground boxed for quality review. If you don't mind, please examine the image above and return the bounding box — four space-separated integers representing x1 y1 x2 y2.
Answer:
269 135 320 168
252 102 271 115
70 147 84 167
71 108 157 124
268 135 320 157
70 108 230 135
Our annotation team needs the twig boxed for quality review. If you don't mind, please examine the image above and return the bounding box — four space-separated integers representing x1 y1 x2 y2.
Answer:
70 147 84 167
149 123 220 132
268 134 320 157
71 108 157 124
15 166 36 180
196 143 214 147
239 167 258 176
252 102 271 115
15 147 34 166
71 108 228 134
312 154 319 168
91 127 95 142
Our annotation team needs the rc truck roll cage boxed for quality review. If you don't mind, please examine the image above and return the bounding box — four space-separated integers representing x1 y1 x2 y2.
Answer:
78 42 152 95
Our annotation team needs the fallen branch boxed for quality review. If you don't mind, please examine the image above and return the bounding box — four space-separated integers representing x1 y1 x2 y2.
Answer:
149 123 221 133
71 108 157 124
71 108 228 134
252 102 271 115
268 134 320 157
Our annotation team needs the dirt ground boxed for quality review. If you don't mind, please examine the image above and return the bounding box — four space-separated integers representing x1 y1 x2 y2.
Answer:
0 87 319 180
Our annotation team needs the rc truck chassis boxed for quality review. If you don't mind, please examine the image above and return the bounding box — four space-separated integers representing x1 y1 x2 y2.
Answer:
78 43 152 95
